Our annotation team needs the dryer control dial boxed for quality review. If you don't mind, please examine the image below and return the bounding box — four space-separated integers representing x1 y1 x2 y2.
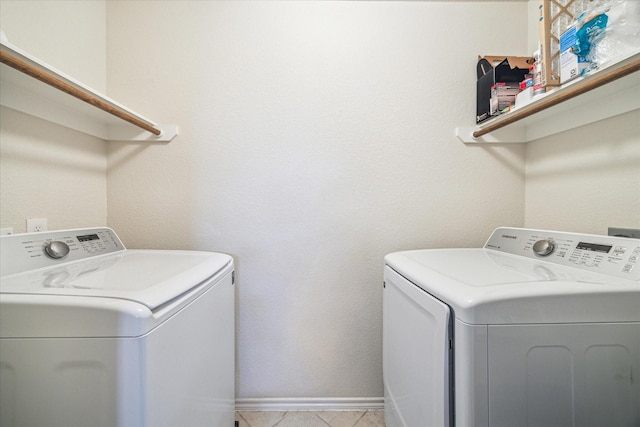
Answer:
533 239 556 257
44 241 70 259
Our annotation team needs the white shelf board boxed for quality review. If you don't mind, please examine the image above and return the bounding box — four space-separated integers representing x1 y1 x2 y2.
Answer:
0 39 177 142
457 52 640 144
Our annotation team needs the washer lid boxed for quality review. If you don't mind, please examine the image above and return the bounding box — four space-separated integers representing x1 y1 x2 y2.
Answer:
0 249 232 310
385 248 640 324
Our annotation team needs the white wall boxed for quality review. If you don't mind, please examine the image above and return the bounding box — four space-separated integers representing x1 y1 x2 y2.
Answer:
0 0 108 233
105 1 528 400
0 0 107 92
525 110 640 233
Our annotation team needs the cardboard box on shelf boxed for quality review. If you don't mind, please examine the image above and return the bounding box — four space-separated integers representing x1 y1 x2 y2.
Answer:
476 56 533 123
559 25 590 83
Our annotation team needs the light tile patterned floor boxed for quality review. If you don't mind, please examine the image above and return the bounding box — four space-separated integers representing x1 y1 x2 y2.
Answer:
236 410 385 427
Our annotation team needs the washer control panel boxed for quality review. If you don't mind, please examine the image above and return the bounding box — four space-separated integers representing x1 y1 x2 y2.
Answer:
1 228 125 277
485 227 640 280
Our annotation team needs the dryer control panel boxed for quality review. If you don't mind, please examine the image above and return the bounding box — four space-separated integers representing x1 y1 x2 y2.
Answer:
1 228 125 277
485 228 640 280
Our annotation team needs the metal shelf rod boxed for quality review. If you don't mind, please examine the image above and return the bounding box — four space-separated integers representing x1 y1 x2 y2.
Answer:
0 49 162 136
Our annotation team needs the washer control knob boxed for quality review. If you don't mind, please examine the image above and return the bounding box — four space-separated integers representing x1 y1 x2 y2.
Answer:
533 239 555 257
44 241 70 259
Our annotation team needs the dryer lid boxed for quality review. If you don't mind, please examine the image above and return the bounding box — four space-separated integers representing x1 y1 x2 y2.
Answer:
0 249 232 310
385 248 640 324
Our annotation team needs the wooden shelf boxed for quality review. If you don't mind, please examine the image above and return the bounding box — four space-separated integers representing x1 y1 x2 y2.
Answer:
456 52 640 144
0 38 177 142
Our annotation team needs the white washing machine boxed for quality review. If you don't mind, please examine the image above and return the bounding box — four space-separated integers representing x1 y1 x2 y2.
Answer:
383 227 640 427
0 227 235 427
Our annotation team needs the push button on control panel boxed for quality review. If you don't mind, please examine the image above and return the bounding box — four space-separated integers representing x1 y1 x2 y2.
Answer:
623 246 640 273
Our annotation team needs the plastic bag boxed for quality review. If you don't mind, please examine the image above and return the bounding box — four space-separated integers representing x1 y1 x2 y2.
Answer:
574 0 640 71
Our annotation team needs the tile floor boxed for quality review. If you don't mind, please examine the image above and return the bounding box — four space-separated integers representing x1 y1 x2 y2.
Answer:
236 410 385 427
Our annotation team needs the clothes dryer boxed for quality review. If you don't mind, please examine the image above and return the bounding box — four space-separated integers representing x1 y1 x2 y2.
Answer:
383 227 640 427
0 227 235 427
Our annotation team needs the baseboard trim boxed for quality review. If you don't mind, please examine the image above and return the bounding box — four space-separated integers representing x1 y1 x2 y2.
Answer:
235 397 384 411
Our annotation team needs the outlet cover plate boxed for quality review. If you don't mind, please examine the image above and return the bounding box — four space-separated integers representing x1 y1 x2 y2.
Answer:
26 218 48 233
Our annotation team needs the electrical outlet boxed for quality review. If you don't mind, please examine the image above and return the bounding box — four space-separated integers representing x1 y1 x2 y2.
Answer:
26 218 48 233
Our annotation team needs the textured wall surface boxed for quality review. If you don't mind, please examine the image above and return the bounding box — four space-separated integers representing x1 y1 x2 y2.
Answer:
525 110 640 234
105 1 527 399
0 0 106 93
0 0 107 232
0 108 107 232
